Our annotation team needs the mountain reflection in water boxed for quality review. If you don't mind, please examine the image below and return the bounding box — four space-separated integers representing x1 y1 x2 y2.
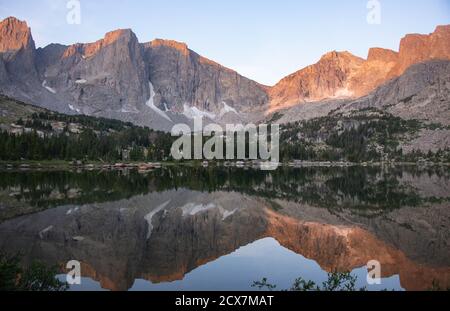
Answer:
0 166 449 291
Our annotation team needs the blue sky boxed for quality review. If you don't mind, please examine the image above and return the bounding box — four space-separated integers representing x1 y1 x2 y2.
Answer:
1 0 449 85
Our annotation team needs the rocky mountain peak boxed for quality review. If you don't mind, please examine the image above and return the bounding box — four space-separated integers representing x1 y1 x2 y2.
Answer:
320 50 360 61
396 25 450 74
0 16 38 87
367 48 398 63
433 24 450 35
269 24 450 112
268 51 364 110
0 16 35 54
318 50 365 72
104 28 134 43
148 39 190 55
64 28 139 59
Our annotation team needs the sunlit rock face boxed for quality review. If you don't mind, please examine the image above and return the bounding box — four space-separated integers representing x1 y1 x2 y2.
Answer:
269 51 365 110
0 17 40 95
0 17 34 52
395 25 450 75
269 25 450 112
265 209 450 291
274 58 450 153
343 60 450 127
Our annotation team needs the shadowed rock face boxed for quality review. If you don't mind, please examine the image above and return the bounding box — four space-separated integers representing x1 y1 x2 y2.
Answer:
269 25 450 112
0 187 448 291
143 39 269 114
37 29 149 116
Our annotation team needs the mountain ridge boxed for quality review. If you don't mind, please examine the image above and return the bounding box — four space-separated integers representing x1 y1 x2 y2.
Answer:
269 25 450 111
0 16 449 131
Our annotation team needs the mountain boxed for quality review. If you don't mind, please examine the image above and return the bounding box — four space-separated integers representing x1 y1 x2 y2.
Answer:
269 25 450 112
0 16 449 132
272 60 450 155
0 17 39 97
269 51 365 110
0 17 268 131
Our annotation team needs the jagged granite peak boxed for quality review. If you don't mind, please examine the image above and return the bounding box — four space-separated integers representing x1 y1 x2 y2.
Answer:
0 16 39 96
0 16 35 54
36 27 149 116
268 51 365 110
395 25 450 75
275 59 450 153
269 25 450 112
62 28 137 59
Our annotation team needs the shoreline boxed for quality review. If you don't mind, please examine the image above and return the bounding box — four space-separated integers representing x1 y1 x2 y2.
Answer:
0 160 449 171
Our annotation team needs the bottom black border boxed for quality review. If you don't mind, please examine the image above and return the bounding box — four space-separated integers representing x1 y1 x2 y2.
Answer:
1 291 448 310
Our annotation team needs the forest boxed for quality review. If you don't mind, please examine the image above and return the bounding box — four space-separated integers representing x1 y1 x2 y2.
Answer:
1 108 449 163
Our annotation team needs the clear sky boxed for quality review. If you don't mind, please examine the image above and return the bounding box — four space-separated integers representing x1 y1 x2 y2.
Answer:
1 0 449 85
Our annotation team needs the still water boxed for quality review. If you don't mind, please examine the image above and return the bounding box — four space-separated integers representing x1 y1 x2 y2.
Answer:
0 166 449 291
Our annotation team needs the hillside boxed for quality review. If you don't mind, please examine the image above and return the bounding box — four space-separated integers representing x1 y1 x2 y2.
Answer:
0 95 174 162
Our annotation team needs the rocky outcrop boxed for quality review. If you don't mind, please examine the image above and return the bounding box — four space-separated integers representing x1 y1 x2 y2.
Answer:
269 25 450 112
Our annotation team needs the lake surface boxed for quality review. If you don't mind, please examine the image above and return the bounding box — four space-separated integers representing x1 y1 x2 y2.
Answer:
0 165 449 291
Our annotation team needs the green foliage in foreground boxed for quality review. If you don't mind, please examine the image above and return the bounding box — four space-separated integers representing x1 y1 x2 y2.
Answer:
252 273 450 291
252 272 366 291
0 253 68 291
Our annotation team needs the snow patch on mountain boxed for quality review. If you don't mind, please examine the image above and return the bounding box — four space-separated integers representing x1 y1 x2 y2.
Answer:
144 200 171 239
219 101 238 117
180 203 236 220
120 107 139 113
183 104 216 120
68 104 81 113
42 80 56 94
145 82 172 122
